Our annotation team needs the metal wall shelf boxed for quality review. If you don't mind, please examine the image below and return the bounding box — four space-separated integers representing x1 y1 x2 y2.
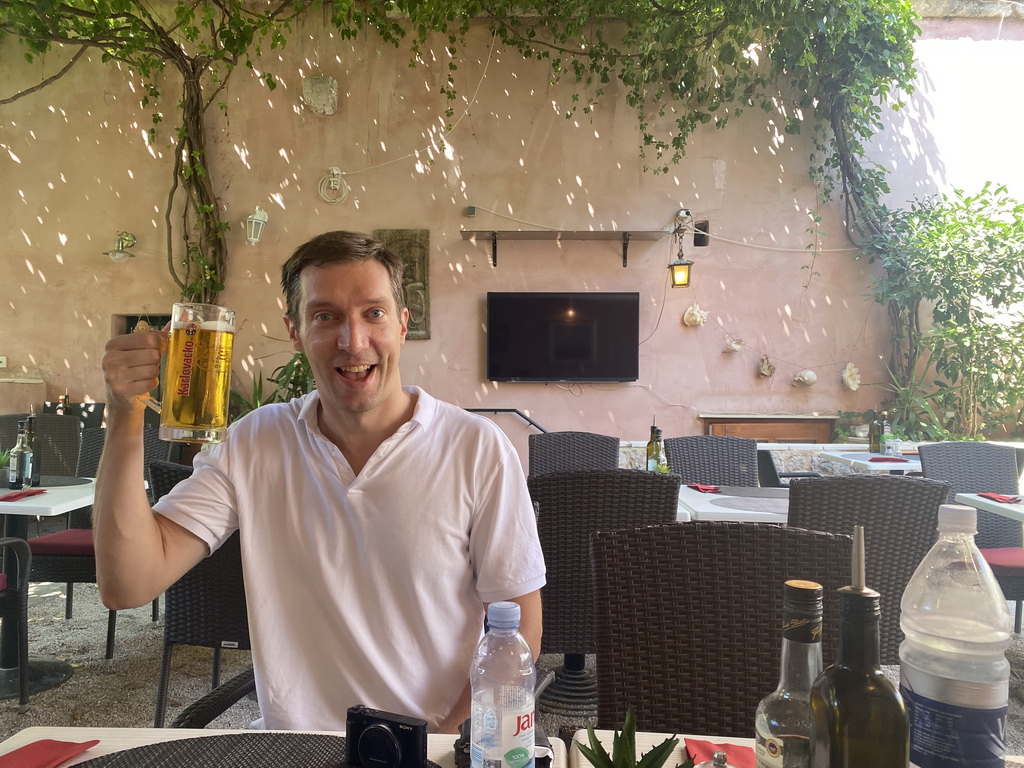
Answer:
460 229 669 267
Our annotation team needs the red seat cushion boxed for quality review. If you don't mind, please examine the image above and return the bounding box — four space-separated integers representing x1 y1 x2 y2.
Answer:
27 528 95 557
0 574 6 590
981 547 1024 574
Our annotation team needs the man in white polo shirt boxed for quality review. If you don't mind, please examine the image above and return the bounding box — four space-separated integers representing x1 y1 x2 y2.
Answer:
94 230 545 732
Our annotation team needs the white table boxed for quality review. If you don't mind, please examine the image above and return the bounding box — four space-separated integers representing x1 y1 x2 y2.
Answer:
566 729 1024 768
569 729 753 768
0 477 94 696
955 493 1024 523
818 450 922 475
0 726 568 767
677 486 788 523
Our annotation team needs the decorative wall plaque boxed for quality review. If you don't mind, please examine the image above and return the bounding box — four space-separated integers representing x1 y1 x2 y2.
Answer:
373 229 430 340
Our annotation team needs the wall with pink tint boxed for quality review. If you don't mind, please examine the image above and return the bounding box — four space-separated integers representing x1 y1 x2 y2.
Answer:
1 14 1018 462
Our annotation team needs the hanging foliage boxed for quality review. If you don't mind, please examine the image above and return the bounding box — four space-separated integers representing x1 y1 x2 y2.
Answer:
1 0 920 302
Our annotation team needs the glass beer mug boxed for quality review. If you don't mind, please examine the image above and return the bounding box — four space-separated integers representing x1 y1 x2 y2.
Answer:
142 302 236 443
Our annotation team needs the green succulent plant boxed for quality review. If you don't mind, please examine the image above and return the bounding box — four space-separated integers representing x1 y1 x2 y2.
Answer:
575 711 694 768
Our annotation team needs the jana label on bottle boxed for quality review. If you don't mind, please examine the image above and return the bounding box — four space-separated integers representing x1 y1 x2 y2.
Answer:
471 706 534 768
901 683 1007 768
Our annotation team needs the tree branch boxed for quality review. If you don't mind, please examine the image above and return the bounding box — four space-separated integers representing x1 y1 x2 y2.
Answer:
0 45 88 104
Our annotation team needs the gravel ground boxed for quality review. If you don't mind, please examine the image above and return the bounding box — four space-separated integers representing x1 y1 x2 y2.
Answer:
2 582 1022 755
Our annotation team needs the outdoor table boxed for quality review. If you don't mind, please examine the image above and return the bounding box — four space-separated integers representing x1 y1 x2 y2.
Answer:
677 485 788 523
818 450 922 475
0 726 568 767
955 492 1024 523
0 476 94 698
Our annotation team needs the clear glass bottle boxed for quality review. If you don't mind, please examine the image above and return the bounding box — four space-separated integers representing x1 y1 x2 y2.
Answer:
470 601 536 768
8 421 33 491
755 579 823 768
646 420 669 474
900 504 1011 768
809 586 909 768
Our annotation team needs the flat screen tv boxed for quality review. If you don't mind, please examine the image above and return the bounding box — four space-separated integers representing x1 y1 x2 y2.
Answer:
486 292 640 382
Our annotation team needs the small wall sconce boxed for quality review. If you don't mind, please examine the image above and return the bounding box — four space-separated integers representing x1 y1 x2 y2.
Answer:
104 232 137 263
668 251 694 287
245 206 269 245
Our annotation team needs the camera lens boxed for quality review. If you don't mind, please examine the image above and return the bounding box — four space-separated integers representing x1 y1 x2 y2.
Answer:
358 722 402 768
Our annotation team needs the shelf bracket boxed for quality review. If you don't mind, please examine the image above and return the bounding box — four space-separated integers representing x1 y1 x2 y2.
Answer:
491 231 498 267
621 232 631 267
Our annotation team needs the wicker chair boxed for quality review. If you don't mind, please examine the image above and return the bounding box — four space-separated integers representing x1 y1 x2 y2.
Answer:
0 537 31 711
787 474 950 664
527 431 620 476
26 426 165 659
150 460 252 728
919 441 1024 632
590 521 852 736
0 412 82 477
527 468 681 718
664 434 759 487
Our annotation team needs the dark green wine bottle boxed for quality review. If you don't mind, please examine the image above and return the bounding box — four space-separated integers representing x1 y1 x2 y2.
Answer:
809 586 909 768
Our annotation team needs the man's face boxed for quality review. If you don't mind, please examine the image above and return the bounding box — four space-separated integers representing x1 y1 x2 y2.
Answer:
284 260 409 418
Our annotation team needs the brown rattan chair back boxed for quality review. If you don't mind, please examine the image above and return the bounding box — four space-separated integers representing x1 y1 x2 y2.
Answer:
528 469 682 655
528 431 620 476
918 441 1022 548
591 521 851 736
0 412 82 477
787 474 950 664
76 427 105 478
150 460 251 727
664 434 759 487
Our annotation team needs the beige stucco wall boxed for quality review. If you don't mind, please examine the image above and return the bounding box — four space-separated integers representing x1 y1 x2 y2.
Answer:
1 12 1020 459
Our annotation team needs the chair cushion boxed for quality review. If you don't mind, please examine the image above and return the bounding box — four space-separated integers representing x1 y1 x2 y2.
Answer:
28 528 95 556
981 547 1024 573
0 573 6 590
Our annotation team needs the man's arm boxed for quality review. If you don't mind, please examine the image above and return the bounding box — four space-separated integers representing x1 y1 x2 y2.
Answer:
435 589 543 734
93 330 209 610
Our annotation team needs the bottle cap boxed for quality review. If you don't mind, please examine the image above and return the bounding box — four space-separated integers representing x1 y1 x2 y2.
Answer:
651 427 663 440
937 504 977 534
487 601 521 629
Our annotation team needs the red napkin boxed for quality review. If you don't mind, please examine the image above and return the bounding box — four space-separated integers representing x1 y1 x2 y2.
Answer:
0 488 47 502
868 456 909 463
687 483 721 494
684 738 755 768
0 738 99 768
978 492 1023 504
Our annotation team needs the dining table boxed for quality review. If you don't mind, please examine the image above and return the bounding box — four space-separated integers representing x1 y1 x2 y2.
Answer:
0 725 568 767
677 485 788 523
0 476 95 699
567 728 1024 768
954 492 1024 523
818 450 922 475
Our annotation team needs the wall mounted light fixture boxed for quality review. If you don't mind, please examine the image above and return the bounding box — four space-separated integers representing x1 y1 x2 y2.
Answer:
669 209 695 287
104 231 137 263
246 206 269 245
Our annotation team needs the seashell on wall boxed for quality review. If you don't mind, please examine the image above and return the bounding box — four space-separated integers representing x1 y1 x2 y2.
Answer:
841 362 861 391
793 369 817 387
758 355 775 378
682 303 708 327
722 338 744 353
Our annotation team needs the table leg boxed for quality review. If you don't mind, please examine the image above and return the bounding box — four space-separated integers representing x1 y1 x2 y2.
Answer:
0 513 73 699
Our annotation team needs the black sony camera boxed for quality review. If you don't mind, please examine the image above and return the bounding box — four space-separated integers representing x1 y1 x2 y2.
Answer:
347 705 428 768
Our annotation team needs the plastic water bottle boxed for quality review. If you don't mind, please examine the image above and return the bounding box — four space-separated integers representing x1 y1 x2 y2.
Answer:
470 601 536 768
899 504 1013 768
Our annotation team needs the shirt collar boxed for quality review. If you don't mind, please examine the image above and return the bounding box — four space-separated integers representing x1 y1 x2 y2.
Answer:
295 387 435 435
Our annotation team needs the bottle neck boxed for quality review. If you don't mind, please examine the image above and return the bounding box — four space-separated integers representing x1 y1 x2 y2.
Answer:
778 636 823 690
837 588 881 672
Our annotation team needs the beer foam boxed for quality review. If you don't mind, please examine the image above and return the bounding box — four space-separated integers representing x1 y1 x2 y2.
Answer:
171 319 235 333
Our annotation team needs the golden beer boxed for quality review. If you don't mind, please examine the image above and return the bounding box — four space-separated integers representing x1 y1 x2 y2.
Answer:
158 304 235 443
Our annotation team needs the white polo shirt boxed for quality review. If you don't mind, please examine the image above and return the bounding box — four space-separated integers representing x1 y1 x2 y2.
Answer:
154 386 546 730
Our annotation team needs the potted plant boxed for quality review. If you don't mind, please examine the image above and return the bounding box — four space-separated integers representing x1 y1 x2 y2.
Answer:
575 711 694 768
